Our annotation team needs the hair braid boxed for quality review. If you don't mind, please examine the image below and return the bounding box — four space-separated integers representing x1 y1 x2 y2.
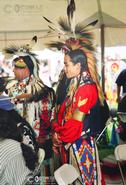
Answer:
86 51 105 105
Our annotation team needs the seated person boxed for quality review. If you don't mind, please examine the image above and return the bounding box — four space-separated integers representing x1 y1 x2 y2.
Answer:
0 108 39 185
0 77 39 152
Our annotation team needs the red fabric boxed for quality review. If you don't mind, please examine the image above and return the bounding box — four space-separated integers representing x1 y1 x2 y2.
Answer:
38 97 52 141
54 84 98 143
101 172 106 185
57 100 66 125
52 122 59 131
61 146 67 163
54 119 83 143
73 84 98 114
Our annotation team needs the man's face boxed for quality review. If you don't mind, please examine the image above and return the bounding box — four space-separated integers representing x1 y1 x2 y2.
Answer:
13 66 30 80
64 55 81 79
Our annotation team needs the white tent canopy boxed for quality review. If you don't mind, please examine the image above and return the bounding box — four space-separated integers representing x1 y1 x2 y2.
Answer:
0 0 126 50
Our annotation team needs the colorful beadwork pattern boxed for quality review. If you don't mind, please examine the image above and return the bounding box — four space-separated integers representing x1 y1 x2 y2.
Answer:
72 136 97 184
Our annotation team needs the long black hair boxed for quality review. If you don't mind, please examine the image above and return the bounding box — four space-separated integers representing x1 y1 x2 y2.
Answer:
56 70 71 105
67 49 88 72
67 49 105 105
0 108 38 171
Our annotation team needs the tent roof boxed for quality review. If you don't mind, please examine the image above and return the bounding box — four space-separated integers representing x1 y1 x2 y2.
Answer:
0 0 126 50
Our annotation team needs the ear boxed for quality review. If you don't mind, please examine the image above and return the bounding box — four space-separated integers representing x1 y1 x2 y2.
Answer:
76 62 81 69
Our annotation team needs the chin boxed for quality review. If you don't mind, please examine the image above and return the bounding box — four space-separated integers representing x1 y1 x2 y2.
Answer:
66 76 70 79
66 74 70 79
66 74 75 79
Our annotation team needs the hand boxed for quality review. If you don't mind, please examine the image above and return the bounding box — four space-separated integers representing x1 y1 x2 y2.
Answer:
52 132 62 146
52 145 60 155
52 132 62 155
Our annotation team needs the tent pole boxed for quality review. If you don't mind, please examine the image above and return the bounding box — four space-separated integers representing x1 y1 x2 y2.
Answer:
101 24 105 93
96 0 105 93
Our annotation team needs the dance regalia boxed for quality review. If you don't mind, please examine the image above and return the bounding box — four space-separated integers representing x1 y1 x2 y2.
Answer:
7 75 55 182
53 72 102 185
4 44 56 184
8 75 55 144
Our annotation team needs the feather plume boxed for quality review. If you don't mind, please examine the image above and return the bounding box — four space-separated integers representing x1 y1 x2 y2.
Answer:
32 77 45 96
43 16 66 36
32 35 37 43
43 1 98 54
45 19 96 52
43 16 54 24
67 0 76 26
4 45 19 55
58 17 71 32
48 25 56 32
4 35 38 58
47 26 63 39
3 45 29 60
75 19 98 33
85 19 98 27
46 42 64 50
29 35 38 49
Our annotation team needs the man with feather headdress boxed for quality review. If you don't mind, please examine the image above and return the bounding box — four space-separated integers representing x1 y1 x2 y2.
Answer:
3 40 55 150
43 0 107 184
3 39 57 180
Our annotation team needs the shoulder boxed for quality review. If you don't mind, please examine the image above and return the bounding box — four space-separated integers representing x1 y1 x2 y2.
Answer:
75 84 98 113
0 138 20 146
121 69 126 74
0 139 32 185
0 139 21 158
77 83 98 96
117 69 126 78
116 70 126 84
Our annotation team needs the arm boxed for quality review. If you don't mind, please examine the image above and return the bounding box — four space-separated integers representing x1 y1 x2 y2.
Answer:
15 93 32 100
116 70 125 103
116 85 121 103
53 84 98 143
54 110 85 143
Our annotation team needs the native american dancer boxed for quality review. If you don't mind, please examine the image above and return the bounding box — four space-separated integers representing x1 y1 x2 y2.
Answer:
52 49 104 185
3 42 56 179
43 0 106 184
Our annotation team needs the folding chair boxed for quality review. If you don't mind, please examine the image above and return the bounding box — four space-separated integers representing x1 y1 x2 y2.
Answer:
114 144 126 185
117 112 126 123
54 163 80 185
